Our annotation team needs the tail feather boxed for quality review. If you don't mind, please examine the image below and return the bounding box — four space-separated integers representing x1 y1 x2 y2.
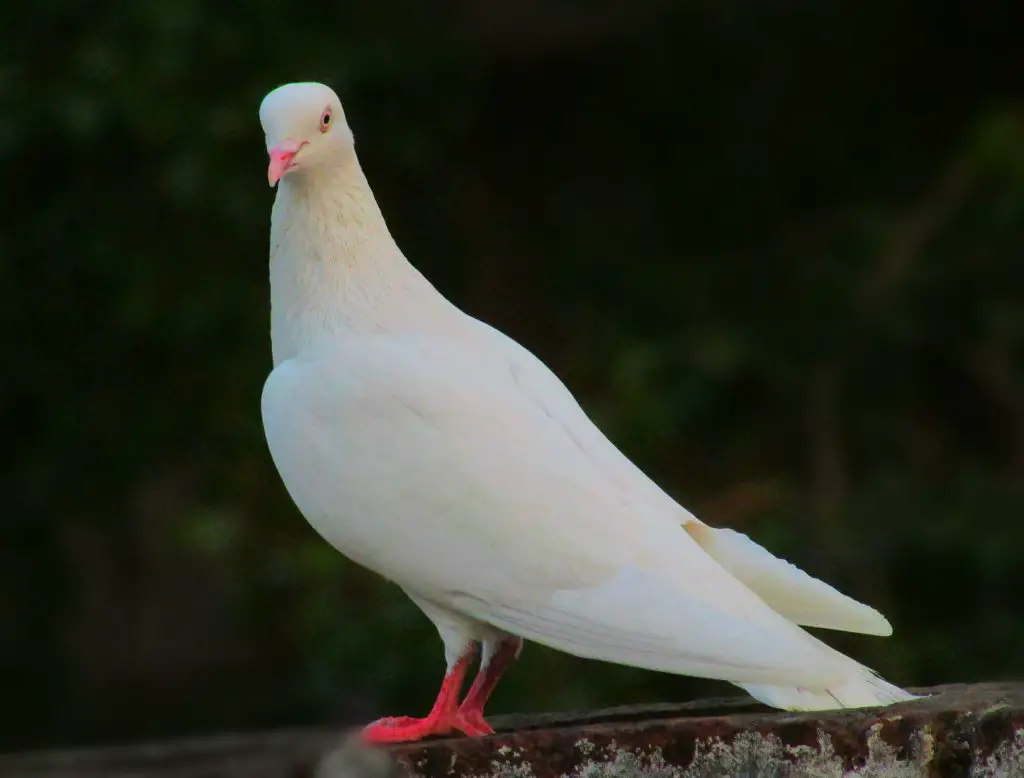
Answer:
738 660 920 710
683 522 893 636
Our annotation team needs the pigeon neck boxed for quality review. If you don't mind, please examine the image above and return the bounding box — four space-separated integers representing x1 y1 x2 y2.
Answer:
268 156 449 365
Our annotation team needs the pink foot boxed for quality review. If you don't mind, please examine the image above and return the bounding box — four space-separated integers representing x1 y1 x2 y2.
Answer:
360 650 478 744
360 711 492 743
361 714 454 744
358 639 519 744
448 636 521 739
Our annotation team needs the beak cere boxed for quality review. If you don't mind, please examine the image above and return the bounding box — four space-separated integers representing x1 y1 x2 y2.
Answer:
267 140 305 187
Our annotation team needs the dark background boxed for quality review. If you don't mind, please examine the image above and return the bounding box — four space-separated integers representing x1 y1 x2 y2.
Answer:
4 0 1024 752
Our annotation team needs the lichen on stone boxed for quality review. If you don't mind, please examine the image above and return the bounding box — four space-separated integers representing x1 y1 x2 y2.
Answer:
682 730 799 777
677 727 929 777
403 724 1024 778
575 739 597 757
571 748 679 778
845 725 927 778
971 729 1024 778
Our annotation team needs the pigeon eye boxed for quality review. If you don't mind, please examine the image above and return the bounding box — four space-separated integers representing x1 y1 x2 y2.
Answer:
319 108 332 133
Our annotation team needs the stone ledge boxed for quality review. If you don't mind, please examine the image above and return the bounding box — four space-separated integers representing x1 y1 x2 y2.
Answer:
1 684 1022 778
382 683 1024 778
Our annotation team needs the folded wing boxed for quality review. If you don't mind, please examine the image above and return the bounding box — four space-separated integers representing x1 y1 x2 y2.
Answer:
469 318 892 638
262 333 875 692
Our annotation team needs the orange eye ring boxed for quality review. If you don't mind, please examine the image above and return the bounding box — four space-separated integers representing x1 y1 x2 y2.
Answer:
319 107 332 133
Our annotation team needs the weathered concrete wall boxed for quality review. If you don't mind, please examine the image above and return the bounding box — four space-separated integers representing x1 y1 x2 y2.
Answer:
1 684 1022 778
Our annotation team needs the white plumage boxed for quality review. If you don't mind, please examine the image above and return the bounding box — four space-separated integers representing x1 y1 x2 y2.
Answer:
257 82 916 740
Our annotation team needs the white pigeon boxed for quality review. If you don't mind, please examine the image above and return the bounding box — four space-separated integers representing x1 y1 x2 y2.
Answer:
257 82 917 743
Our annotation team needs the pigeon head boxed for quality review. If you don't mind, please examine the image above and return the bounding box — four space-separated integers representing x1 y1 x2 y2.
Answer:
259 82 353 187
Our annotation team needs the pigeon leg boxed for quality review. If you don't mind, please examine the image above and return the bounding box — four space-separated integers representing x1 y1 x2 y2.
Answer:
453 637 523 735
360 648 475 743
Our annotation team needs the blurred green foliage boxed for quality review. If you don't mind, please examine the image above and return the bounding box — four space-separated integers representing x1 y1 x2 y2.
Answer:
3 0 1023 752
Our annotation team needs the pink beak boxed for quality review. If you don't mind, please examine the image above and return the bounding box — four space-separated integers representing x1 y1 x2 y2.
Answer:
267 139 305 187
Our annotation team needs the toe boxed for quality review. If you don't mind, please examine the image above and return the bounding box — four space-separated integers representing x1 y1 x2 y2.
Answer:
364 716 420 729
453 711 494 737
360 715 454 744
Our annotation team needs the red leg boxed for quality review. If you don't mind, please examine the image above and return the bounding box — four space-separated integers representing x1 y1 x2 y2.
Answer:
452 637 522 736
360 649 474 744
